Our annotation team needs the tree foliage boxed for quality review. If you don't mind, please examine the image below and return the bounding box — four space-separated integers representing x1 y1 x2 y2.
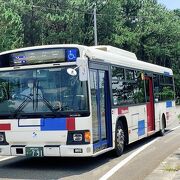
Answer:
0 0 180 96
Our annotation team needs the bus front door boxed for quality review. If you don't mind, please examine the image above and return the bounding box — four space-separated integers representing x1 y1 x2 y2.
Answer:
90 67 112 153
145 76 155 133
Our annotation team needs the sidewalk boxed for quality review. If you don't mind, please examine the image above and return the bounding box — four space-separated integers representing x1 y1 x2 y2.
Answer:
145 106 180 180
145 148 180 180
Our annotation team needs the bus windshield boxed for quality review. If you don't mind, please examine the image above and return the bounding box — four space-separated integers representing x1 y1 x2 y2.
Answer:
0 66 89 118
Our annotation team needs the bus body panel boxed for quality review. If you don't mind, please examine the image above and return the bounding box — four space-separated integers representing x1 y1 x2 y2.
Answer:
111 100 176 147
111 104 148 145
0 144 93 157
0 116 94 157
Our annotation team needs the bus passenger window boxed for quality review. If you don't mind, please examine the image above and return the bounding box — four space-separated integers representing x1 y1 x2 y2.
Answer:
126 69 134 81
153 74 160 102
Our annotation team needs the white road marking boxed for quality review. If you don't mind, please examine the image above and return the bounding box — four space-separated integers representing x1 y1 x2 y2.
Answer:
171 125 180 131
0 156 15 162
100 125 180 180
99 138 158 180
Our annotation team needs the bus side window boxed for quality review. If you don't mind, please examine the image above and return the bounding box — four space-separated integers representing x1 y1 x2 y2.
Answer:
159 75 174 101
153 74 160 102
111 66 125 106
133 71 146 104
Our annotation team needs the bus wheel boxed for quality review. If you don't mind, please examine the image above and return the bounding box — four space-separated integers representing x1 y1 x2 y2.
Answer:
158 115 165 136
114 121 125 156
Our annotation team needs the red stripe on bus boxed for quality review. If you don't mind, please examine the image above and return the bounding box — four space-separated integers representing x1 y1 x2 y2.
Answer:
66 118 75 131
0 124 11 131
118 107 129 114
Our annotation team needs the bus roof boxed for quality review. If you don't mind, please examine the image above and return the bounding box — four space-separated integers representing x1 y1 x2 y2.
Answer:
87 45 173 75
0 44 173 75
0 44 85 56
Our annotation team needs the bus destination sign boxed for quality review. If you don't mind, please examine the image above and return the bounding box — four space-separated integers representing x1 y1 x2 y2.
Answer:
10 48 79 66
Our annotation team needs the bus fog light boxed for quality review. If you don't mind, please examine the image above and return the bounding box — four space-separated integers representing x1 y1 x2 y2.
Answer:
73 134 82 141
86 147 91 153
0 134 4 142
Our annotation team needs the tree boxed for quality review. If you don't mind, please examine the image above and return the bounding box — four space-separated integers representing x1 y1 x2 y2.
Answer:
0 0 179 97
0 0 24 51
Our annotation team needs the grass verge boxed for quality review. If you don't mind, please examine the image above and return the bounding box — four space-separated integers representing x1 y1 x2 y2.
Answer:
163 165 180 172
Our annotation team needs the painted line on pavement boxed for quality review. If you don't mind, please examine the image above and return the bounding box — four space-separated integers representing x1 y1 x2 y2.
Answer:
0 156 15 162
171 125 180 131
99 138 158 180
100 125 180 180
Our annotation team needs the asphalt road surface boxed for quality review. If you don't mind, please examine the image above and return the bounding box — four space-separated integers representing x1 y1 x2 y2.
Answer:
0 106 180 180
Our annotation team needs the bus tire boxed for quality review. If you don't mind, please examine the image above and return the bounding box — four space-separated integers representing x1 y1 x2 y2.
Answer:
158 115 166 136
114 121 125 157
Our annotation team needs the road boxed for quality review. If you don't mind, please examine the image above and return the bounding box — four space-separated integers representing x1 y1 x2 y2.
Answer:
0 106 180 180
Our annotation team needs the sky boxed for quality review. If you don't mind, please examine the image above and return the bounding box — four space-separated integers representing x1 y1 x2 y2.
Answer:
157 0 180 10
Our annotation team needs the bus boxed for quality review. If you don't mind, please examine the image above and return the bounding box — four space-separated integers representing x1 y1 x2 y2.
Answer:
0 44 176 157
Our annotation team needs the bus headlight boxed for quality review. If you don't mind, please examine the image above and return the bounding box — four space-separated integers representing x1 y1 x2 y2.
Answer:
0 133 4 142
67 130 91 145
73 134 82 141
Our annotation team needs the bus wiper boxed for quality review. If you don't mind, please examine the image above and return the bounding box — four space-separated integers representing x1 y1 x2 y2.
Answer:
35 81 56 113
36 93 57 114
35 81 58 113
13 95 32 118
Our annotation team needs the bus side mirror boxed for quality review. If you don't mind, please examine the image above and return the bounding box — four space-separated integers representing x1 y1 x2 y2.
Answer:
67 57 88 81
76 57 88 81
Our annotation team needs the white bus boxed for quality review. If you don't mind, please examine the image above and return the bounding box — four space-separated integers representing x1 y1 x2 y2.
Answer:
0 45 175 157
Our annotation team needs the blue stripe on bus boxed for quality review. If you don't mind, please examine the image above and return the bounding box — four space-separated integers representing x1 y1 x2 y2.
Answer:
93 140 108 153
166 101 172 108
40 118 66 131
164 71 170 76
138 120 145 136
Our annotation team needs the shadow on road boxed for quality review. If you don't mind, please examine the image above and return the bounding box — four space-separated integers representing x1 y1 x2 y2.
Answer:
0 151 114 179
0 130 172 179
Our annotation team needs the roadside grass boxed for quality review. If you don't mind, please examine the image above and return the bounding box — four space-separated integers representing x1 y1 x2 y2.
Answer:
163 165 180 172
178 114 180 121
176 105 180 121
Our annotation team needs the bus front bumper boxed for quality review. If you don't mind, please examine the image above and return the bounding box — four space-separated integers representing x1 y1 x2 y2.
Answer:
0 144 93 157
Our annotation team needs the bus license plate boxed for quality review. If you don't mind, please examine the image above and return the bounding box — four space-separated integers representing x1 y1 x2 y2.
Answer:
26 147 44 157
